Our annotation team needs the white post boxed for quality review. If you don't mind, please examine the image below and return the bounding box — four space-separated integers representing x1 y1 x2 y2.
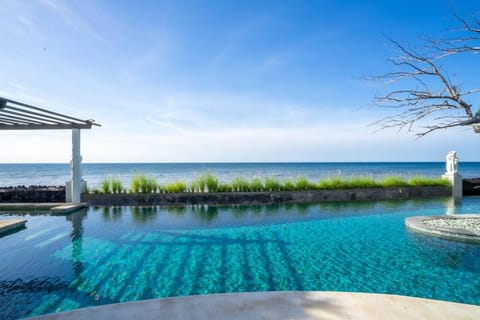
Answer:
442 150 462 204
71 129 82 203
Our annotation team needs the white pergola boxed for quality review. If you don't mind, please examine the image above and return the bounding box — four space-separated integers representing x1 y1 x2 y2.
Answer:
0 96 100 203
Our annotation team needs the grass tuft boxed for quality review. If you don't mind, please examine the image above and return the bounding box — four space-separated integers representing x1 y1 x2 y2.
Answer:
264 177 282 191
344 176 378 189
249 178 264 192
379 176 409 188
318 176 344 189
130 175 158 193
295 176 314 190
101 178 111 194
111 177 124 193
231 177 250 192
409 175 451 187
283 179 296 191
192 173 218 192
165 181 187 193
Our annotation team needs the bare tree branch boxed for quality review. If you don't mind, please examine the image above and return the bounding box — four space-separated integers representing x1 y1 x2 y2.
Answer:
426 11 480 56
371 14 480 138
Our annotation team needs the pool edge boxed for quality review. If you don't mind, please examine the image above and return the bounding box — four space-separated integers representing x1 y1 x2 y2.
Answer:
406 214 480 244
25 291 480 320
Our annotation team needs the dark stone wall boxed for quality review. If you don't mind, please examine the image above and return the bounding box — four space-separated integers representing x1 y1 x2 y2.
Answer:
0 185 453 205
82 186 451 206
0 186 65 203
463 178 480 196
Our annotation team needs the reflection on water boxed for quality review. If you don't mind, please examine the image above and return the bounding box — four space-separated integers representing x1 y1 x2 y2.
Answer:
131 207 159 223
67 209 87 283
407 230 480 272
446 198 456 215
88 198 454 229
100 207 123 221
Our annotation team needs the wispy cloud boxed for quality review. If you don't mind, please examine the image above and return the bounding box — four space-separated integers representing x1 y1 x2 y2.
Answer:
82 118 471 162
15 15 35 33
119 45 169 85
144 92 301 130
37 0 104 42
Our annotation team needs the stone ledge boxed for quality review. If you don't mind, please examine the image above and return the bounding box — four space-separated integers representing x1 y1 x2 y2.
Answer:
0 203 73 210
405 214 480 244
50 203 87 215
0 219 27 235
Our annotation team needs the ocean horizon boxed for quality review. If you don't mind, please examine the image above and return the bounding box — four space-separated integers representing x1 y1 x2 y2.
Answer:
1 162 480 189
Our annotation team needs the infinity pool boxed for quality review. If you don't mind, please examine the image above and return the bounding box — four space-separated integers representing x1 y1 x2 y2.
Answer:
1 198 480 319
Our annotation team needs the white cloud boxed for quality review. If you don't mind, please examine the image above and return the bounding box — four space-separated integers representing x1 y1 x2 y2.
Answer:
14 15 35 34
142 91 348 134
75 119 477 163
1 97 477 163
37 0 104 42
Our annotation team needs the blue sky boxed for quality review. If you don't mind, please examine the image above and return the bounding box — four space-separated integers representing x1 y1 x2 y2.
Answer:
0 0 479 162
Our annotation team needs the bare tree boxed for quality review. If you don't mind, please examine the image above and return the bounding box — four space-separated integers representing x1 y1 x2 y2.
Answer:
371 13 480 138
431 12 480 55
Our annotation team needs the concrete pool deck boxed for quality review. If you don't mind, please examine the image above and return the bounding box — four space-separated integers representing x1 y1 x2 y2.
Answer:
27 291 480 320
406 214 480 244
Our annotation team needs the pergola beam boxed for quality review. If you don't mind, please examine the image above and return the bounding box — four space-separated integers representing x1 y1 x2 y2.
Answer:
0 123 93 130
2 107 78 125
0 96 100 203
0 97 99 130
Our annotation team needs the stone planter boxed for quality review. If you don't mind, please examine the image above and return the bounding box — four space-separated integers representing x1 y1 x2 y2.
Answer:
82 186 451 206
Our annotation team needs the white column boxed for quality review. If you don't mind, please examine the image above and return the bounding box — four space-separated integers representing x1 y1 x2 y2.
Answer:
444 172 463 202
71 128 82 203
442 150 462 204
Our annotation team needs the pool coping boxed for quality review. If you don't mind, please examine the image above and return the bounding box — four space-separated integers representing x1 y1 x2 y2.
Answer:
0 202 87 213
0 203 68 210
25 291 480 320
0 218 26 235
405 214 480 244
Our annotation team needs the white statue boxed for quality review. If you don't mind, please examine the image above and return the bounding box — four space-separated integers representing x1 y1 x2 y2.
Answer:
446 150 458 173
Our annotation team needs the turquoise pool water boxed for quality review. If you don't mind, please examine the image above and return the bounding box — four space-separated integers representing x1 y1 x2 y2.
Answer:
1 198 480 319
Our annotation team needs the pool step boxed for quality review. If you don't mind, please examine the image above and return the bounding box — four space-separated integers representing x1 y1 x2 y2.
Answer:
0 219 27 235
51 203 86 215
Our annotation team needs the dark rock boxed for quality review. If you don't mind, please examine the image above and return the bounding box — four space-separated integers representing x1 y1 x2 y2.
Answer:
463 178 480 196
0 186 65 202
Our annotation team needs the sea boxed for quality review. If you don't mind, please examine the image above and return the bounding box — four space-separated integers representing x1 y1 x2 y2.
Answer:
1 162 480 189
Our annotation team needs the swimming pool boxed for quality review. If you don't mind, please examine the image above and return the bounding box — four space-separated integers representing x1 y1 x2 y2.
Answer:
1 198 480 319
